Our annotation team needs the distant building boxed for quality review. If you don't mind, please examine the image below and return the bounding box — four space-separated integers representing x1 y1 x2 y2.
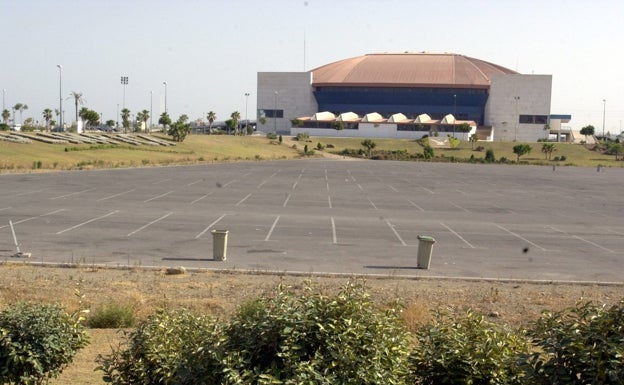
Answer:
257 52 567 141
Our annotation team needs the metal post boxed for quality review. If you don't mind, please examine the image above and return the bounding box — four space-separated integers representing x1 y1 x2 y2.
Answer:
57 65 63 130
121 76 128 110
602 99 606 138
163 81 167 114
273 91 278 133
453 94 456 138
245 92 249 134
150 91 153 132
2 88 5 112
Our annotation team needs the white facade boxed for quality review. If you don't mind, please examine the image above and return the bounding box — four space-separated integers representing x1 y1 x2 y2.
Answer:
257 72 317 134
485 74 552 142
291 123 475 141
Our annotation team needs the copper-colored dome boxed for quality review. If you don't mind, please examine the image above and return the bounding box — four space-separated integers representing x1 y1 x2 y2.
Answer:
311 53 517 89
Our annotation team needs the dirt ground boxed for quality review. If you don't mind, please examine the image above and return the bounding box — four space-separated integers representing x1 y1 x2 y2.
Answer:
1 263 623 385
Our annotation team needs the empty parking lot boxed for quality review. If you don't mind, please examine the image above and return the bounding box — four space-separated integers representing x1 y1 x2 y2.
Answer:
1 160 623 283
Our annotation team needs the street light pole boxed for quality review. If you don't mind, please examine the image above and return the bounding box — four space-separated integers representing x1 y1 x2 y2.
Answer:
602 99 606 138
57 65 63 131
453 94 457 138
244 92 250 134
274 91 278 133
150 91 153 132
2 88 5 112
121 76 128 110
163 82 167 114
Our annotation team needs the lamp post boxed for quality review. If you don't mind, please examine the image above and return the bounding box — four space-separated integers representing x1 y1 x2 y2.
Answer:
163 81 167 114
2 88 5 112
453 94 457 138
244 92 250 134
116 103 119 130
602 99 606 138
150 91 153 132
273 91 278 133
121 76 128 110
514 96 520 141
57 65 63 131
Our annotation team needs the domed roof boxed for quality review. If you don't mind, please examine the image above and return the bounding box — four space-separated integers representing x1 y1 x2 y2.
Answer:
311 53 517 89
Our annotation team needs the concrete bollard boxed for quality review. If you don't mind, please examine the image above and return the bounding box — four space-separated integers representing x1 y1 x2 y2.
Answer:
211 230 229 261
417 235 436 269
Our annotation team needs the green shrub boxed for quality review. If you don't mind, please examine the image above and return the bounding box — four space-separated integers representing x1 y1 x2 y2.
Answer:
87 302 136 328
423 145 434 159
523 300 624 384
485 148 496 162
295 132 309 141
96 308 221 385
220 282 411 384
409 309 529 385
0 303 89 385
266 132 277 140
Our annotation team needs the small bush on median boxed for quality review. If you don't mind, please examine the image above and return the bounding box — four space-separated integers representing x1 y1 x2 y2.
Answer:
87 302 136 328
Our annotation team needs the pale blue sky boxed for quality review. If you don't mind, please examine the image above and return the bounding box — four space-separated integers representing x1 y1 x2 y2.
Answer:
1 0 622 132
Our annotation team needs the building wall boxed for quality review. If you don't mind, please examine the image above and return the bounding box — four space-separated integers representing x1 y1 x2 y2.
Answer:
291 124 475 140
257 72 317 134
485 74 552 141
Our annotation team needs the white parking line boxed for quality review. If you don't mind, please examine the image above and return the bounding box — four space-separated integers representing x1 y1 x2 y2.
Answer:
0 206 11 212
187 179 203 186
97 189 135 202
0 209 66 229
326 182 330 191
257 180 267 189
494 224 547 251
14 189 45 197
389 185 398 192
127 212 174 237
386 220 407 246
419 185 435 194
50 188 95 200
607 228 624 236
550 226 615 253
56 210 119 235
292 181 299 189
367 197 378 210
327 196 332 208
357 184 364 192
449 201 471 213
195 214 227 239
190 191 214 204
440 222 476 248
283 194 291 207
407 199 425 212
265 215 280 241
331 217 337 244
220 179 237 188
236 193 252 206
456 189 467 195
143 191 174 203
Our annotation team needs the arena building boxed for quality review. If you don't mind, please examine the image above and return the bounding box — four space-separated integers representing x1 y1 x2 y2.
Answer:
257 52 569 142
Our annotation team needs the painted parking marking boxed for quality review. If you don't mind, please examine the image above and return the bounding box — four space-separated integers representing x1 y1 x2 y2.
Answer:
56 210 119 235
292 180 299 189
550 226 615 253
357 184 364 192
14 189 45 197
385 220 407 246
326 182 330 191
440 222 476 249
50 188 95 200
0 206 12 212
407 199 425 211
127 212 174 237
607 228 624 236
97 189 135 202
449 201 471 213
419 185 435 194
220 179 237 188
265 215 280 241
283 194 291 207
0 209 66 229
367 197 378 210
331 217 337 244
347 169 356 182
236 193 252 206
187 179 203 186
389 185 398 192
190 191 214 204
494 223 547 251
143 191 174 203
256 180 267 189
194 214 227 239
456 189 467 195
327 196 332 208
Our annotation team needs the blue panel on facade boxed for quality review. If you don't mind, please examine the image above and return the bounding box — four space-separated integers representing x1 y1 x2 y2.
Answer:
313 87 489 125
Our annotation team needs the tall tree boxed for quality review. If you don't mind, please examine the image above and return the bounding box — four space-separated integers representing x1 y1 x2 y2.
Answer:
121 108 131 132
230 111 241 135
206 111 216 134
469 133 479 150
541 143 556 160
580 125 595 142
137 110 150 132
13 103 28 124
68 92 86 125
2 109 10 125
158 112 171 132
79 107 89 125
82 109 100 129
42 108 53 131
513 144 532 162
167 114 191 142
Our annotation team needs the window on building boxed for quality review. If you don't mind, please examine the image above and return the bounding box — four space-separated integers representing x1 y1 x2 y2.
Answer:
260 109 284 118
519 115 548 124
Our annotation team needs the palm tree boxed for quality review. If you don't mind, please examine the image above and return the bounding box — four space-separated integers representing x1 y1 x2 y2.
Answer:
121 108 131 132
2 109 10 125
469 133 479 150
42 109 53 131
13 103 28 124
137 110 150 132
207 111 216 134
230 111 241 135
68 92 86 125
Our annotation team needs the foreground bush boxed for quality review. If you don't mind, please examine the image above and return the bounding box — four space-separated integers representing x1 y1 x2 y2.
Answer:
0 303 89 385
524 300 624 384
409 309 529 384
98 282 412 384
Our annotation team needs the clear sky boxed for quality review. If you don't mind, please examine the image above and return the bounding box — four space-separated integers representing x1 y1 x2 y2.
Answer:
1 0 622 133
